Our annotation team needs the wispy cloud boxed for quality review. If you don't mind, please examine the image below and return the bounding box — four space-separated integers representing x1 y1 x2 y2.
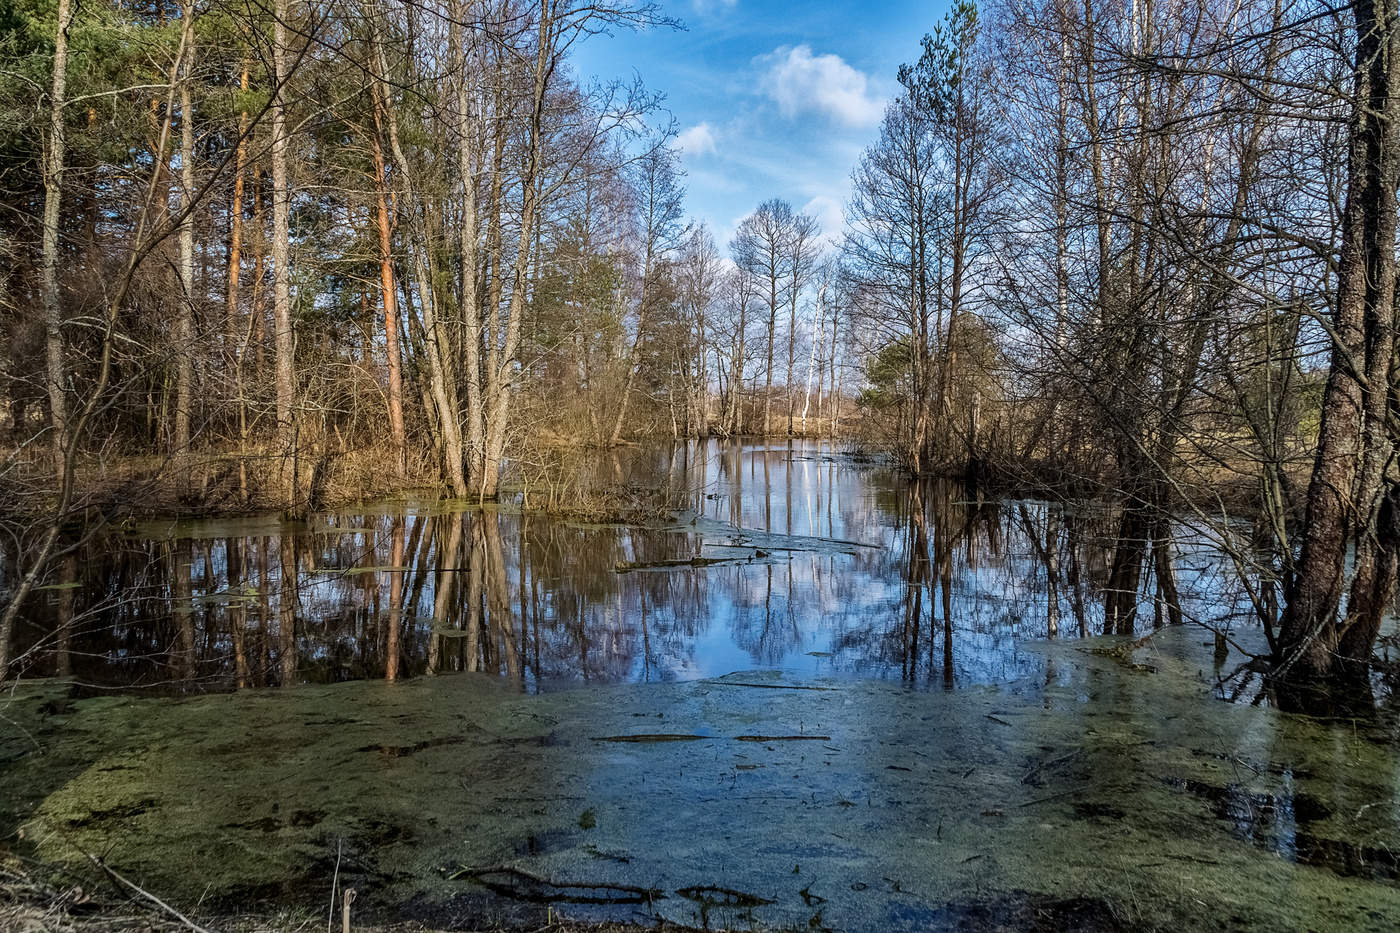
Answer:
676 122 718 157
690 0 738 13
756 45 885 128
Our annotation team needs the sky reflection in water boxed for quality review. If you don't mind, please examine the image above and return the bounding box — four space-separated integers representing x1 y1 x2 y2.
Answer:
18 439 1256 693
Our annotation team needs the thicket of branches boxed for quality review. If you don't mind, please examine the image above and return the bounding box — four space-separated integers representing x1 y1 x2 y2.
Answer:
4 0 1400 697
1 0 839 514
839 0 1398 701
0 0 862 676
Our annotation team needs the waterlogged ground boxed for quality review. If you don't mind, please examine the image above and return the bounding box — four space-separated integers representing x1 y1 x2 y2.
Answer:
3 441 1400 930
2 629 1399 931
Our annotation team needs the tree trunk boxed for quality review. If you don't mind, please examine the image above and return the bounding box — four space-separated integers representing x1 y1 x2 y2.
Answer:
828 302 839 435
41 0 74 475
271 0 298 504
368 5 468 496
369 98 407 478
229 54 251 497
763 277 777 435
609 292 647 447
728 294 748 434
1104 494 1148 636
174 3 196 454
478 5 555 497
1276 0 1400 695
786 283 797 435
802 280 824 434
453 0 485 490
227 54 249 360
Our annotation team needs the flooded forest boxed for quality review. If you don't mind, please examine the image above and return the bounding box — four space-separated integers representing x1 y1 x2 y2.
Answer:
3 0 1400 930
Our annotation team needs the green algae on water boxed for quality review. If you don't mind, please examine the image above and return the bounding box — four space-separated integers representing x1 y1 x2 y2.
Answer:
2 628 1399 932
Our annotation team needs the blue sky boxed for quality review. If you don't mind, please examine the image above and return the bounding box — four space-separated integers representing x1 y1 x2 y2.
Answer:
571 0 950 249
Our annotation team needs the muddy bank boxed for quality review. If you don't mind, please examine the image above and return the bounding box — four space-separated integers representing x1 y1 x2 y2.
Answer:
3 628 1398 931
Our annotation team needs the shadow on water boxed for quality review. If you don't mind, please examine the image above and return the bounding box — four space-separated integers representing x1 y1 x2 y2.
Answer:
1167 777 1400 883
6 439 1300 701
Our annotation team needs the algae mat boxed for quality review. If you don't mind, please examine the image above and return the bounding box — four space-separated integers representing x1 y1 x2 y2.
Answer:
2 630 1398 931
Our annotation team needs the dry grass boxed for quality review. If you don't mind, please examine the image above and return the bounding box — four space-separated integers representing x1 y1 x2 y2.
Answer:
0 854 307 932
0 855 685 933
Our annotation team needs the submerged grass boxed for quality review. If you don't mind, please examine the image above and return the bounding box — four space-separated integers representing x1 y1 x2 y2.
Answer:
2 630 1400 931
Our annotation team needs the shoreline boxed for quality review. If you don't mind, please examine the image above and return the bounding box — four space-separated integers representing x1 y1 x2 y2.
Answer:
0 443 1284 529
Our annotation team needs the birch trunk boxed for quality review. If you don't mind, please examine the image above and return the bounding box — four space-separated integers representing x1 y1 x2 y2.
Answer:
453 0 485 488
801 279 826 433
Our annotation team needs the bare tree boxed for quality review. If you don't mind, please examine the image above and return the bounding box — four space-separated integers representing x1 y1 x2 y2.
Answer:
676 226 721 436
1276 0 1400 700
844 91 940 470
784 211 821 435
609 139 687 446
732 199 795 436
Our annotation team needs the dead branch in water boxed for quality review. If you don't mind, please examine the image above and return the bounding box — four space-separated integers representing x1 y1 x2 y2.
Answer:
85 854 215 933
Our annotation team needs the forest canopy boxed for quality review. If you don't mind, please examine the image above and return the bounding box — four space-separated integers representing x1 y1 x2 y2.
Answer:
2 0 1399 701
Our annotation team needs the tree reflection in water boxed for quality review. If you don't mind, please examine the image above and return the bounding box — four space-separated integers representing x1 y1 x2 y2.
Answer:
8 439 1279 696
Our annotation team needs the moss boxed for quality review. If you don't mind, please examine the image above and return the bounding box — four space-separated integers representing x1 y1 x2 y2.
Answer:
2 628 1399 931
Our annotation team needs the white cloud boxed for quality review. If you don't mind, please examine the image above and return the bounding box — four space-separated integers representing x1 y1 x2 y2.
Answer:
691 0 738 12
757 45 885 128
676 122 718 157
802 194 846 241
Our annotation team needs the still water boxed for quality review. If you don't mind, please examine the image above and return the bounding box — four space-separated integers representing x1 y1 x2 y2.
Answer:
6 440 1400 931
13 439 1261 695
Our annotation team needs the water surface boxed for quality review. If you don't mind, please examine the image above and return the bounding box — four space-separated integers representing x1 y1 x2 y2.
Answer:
12 439 1264 694
4 440 1399 931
